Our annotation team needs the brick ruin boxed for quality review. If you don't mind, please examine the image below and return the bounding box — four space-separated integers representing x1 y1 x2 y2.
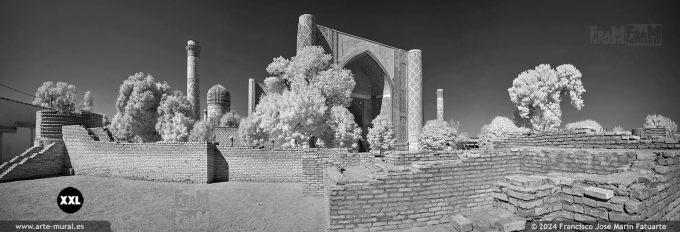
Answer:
322 146 680 231
1 108 679 232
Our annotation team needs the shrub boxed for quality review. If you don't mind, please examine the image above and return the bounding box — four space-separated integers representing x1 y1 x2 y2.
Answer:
479 116 529 145
366 115 396 153
564 119 602 132
219 112 241 127
420 120 457 151
189 120 215 142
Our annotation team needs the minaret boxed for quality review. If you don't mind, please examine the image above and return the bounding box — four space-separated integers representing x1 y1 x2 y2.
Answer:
296 14 316 55
186 40 201 120
407 49 423 151
436 89 444 121
248 78 256 115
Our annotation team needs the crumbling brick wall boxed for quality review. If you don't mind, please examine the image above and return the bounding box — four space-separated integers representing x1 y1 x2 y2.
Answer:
493 150 680 223
302 150 363 195
496 130 679 149
324 150 522 231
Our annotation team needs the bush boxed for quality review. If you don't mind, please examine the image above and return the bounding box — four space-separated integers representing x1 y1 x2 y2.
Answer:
420 120 457 151
323 106 362 148
479 116 529 145
644 114 678 137
155 91 194 142
33 81 78 112
564 119 602 132
219 112 241 127
189 120 215 142
366 115 396 153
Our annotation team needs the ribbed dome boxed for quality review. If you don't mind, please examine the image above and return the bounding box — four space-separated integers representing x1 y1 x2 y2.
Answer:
207 84 230 104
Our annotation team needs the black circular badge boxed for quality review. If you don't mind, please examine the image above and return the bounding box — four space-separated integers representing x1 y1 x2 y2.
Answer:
57 187 83 214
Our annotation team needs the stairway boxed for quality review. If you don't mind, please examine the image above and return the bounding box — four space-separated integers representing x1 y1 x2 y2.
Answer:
0 143 55 182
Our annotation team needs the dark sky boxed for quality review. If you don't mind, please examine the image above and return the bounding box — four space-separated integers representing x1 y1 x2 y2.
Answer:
1 0 678 135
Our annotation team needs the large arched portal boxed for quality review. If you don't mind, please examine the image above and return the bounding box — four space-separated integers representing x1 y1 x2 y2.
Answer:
343 53 390 139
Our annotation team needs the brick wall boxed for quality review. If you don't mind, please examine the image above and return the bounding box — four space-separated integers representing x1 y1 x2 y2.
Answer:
493 150 680 223
63 125 342 184
214 146 309 182
324 149 522 231
63 126 214 183
35 110 103 142
518 147 638 175
385 151 460 166
0 142 65 182
302 150 363 195
495 130 680 149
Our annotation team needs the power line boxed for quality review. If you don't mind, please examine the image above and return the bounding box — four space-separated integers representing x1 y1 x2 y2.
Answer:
0 83 35 98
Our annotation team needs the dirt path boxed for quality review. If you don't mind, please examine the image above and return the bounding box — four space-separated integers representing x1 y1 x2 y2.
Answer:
0 176 326 231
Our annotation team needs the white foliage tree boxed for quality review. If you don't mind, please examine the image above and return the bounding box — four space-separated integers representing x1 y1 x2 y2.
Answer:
367 115 396 153
219 112 241 127
33 81 78 112
240 46 357 148
420 120 457 151
323 106 362 148
155 90 195 142
81 90 94 112
508 64 585 131
644 114 678 137
479 116 529 145
238 114 268 146
110 72 171 142
189 120 215 142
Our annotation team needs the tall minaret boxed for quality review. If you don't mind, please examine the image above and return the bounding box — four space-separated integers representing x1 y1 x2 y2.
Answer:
407 49 423 151
186 40 201 120
436 89 444 121
248 78 256 115
296 14 316 55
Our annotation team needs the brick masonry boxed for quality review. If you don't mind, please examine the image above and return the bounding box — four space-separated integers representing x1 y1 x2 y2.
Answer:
495 130 680 149
302 150 365 195
62 125 354 185
214 146 307 183
324 149 522 231
493 150 680 223
64 125 214 183
35 110 102 142
323 147 680 231
0 142 65 182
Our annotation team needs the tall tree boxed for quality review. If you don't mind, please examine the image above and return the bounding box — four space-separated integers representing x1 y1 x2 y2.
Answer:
33 81 78 112
240 46 358 148
156 90 195 142
110 72 171 142
81 90 94 112
367 115 396 154
508 64 585 131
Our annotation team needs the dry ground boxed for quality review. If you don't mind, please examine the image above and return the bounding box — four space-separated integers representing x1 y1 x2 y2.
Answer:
0 176 326 231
